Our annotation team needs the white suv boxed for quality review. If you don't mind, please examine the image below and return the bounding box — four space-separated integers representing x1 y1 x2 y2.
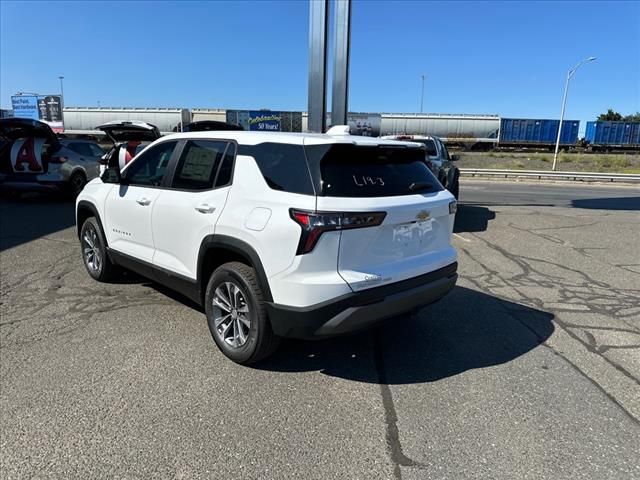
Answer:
76 129 458 364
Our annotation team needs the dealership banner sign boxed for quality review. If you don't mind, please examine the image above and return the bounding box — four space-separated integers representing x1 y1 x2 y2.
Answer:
11 94 64 132
248 111 282 131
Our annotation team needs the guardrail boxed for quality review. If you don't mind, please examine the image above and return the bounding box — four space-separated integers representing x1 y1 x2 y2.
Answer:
459 168 640 183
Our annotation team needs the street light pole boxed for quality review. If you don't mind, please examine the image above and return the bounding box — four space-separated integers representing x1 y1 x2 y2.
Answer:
58 76 65 106
552 57 596 171
420 74 426 113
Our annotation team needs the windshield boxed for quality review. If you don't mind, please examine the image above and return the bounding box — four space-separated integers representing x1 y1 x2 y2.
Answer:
305 144 443 197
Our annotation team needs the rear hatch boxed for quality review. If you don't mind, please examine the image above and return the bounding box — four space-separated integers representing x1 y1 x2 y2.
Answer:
305 141 456 292
0 118 60 175
96 121 161 169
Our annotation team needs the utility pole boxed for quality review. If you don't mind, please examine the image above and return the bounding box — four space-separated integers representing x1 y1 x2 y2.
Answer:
420 74 426 113
58 76 65 106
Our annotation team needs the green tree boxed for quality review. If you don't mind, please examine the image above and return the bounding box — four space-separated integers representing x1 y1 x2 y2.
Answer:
597 109 623 121
623 112 640 122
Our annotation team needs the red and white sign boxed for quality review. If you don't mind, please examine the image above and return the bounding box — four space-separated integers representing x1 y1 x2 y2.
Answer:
10 137 46 173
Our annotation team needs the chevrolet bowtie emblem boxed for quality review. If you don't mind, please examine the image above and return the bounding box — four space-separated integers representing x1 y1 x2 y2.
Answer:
416 210 430 221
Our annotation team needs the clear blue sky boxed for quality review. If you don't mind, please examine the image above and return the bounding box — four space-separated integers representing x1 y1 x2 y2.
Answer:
1 0 638 126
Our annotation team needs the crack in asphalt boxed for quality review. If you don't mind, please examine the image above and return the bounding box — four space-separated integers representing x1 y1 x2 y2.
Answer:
372 329 428 480
0 251 174 349
456 220 640 421
541 342 640 426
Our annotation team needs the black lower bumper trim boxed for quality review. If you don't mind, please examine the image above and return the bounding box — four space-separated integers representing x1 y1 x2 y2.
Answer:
266 262 458 339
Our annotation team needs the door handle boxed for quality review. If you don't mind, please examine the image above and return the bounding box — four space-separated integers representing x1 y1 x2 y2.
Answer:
195 203 216 214
136 197 151 206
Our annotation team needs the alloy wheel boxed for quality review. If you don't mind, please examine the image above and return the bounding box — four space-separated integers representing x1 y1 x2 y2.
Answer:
82 226 102 273
212 281 251 348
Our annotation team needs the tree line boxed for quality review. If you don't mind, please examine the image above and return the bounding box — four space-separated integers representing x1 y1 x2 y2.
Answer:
596 109 640 122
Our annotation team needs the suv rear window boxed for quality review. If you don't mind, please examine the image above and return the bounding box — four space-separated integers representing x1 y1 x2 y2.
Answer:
305 144 443 197
239 143 314 195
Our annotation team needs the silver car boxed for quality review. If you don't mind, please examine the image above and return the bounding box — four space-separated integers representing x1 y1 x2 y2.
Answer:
0 118 104 196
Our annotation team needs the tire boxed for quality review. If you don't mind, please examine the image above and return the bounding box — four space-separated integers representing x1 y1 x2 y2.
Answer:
450 172 460 200
205 262 280 364
80 216 117 282
69 171 87 197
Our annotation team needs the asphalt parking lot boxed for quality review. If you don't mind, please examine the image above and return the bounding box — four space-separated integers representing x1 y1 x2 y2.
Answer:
1 180 639 479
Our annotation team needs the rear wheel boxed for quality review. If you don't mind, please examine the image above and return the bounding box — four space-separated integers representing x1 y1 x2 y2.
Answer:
69 171 87 197
80 217 116 282
205 262 280 364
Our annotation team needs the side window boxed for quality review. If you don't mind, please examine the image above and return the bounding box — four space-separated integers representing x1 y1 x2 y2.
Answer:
172 140 228 190
88 143 105 157
244 143 314 195
440 141 450 160
215 143 236 187
68 143 94 156
124 141 177 187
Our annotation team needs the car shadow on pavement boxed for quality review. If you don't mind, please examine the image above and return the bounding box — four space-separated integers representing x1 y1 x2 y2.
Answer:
255 286 554 384
572 196 640 211
454 204 496 233
0 193 75 251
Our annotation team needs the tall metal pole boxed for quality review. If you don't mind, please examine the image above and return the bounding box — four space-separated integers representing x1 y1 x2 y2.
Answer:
552 57 596 171
58 76 64 103
308 0 329 133
331 0 351 127
552 74 570 171
420 74 425 113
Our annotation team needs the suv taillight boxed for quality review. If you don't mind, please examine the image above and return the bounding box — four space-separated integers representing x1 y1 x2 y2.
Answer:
49 156 68 164
290 209 386 254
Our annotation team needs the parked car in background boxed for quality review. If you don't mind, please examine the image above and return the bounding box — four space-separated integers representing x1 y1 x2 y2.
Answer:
0 118 104 196
381 134 460 198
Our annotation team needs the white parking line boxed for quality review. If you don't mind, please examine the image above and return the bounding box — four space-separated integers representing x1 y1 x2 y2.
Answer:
453 233 471 242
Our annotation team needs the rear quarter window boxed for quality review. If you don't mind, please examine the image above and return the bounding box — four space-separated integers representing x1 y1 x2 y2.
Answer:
239 143 314 195
305 144 443 197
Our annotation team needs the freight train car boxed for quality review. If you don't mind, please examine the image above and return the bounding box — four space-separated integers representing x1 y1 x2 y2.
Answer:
379 113 500 149
498 118 580 149
585 121 640 150
63 107 191 133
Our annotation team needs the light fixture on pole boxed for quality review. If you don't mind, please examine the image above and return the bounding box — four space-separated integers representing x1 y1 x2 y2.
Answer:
552 57 596 171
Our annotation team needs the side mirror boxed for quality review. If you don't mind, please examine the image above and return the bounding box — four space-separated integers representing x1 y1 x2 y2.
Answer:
450 154 460 161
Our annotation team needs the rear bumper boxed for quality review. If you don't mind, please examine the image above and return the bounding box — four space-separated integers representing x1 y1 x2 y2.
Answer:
266 262 457 339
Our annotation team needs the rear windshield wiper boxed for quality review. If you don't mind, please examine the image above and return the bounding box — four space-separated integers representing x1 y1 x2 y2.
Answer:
408 181 433 192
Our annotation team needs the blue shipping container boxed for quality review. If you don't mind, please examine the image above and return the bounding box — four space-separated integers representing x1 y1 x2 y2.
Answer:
499 118 580 145
585 121 640 146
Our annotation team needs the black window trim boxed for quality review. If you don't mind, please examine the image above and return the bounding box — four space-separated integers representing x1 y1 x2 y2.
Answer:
237 142 316 196
121 139 181 190
164 137 238 193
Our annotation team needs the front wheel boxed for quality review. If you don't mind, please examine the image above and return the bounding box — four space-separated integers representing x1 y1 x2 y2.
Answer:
205 262 280 364
80 217 117 282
